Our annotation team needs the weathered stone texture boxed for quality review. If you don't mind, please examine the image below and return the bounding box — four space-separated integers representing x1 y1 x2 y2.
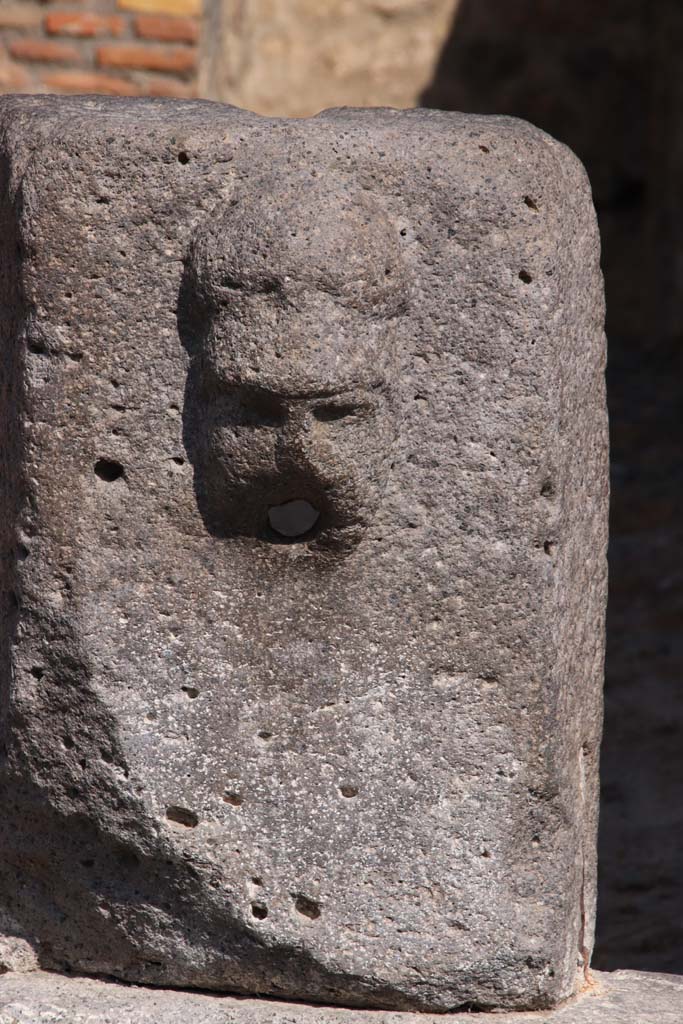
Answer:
0 96 607 1012
420 1 683 972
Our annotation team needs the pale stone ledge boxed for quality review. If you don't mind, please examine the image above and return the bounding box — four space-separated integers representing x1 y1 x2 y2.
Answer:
0 971 681 1024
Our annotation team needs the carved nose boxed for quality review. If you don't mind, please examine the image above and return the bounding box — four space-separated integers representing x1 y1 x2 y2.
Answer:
284 404 312 434
266 406 333 542
281 407 318 460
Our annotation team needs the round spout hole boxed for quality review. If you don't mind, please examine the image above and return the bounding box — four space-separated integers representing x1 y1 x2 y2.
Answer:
268 500 320 539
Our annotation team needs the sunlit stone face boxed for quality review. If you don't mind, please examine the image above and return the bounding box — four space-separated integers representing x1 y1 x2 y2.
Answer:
181 180 408 551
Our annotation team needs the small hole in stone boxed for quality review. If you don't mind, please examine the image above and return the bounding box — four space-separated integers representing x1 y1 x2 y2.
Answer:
293 894 321 920
251 902 268 920
543 540 555 556
178 151 190 165
16 543 29 561
519 270 533 284
252 876 263 886
479 144 490 153
541 479 555 498
400 227 408 237
181 686 199 699
80 858 95 868
172 456 185 465
94 458 124 482
481 849 492 858
63 735 75 749
96 196 110 205
224 791 243 806
30 666 44 680
166 805 199 828
268 500 320 539
524 196 539 211
257 730 273 740
340 785 358 798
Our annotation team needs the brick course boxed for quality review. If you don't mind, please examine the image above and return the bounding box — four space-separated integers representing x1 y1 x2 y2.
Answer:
0 0 202 98
97 42 197 74
135 15 199 44
9 38 80 64
45 14 126 39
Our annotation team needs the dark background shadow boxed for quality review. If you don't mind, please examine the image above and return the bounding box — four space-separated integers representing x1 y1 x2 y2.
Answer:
422 0 683 974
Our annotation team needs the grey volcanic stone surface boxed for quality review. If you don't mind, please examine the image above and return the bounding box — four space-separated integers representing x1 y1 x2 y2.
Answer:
1 971 681 1024
0 97 608 1011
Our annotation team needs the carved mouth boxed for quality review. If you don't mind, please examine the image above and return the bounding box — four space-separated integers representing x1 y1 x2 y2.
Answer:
266 499 321 542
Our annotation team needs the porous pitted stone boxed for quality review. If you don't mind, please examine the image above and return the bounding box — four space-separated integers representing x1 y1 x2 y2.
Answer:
0 96 608 1011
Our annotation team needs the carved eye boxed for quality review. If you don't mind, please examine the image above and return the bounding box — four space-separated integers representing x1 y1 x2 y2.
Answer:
313 402 360 423
238 388 286 425
220 275 245 291
218 276 281 295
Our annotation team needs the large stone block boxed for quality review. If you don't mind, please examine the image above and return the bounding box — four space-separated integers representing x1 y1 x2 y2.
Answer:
0 96 608 1011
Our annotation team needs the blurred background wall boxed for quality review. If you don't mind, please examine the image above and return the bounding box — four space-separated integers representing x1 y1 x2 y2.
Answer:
0 0 201 96
2 0 681 979
200 0 457 115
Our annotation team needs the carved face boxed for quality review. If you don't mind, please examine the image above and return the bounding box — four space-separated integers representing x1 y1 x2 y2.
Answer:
182 182 408 552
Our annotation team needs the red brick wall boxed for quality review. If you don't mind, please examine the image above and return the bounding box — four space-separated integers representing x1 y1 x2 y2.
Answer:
0 0 201 97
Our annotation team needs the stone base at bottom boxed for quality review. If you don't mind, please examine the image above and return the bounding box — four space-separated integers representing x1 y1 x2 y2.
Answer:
0 971 681 1024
